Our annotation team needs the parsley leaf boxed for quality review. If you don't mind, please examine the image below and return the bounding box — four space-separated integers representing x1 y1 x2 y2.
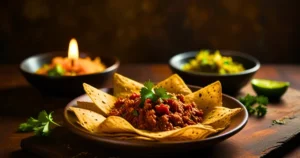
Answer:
140 86 156 106
256 95 269 105
144 80 154 90
256 104 267 117
38 110 49 123
239 94 256 106
154 88 172 99
238 94 269 117
18 110 61 136
140 80 171 107
245 105 256 115
132 110 139 116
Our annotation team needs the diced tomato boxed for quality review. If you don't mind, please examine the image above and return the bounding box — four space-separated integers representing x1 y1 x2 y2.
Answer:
114 98 125 108
145 98 152 103
177 94 184 102
166 99 174 105
155 104 170 115
130 93 140 100
183 104 192 110
128 107 134 113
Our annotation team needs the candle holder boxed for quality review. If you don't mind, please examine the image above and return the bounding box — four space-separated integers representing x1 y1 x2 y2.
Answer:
20 51 119 98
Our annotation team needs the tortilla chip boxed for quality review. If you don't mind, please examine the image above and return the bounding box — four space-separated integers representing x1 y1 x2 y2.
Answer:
155 74 192 95
77 101 105 116
184 81 222 114
203 107 242 131
69 107 106 133
160 126 216 141
113 73 144 98
83 83 116 116
77 74 241 141
100 134 156 141
97 116 216 141
113 136 156 141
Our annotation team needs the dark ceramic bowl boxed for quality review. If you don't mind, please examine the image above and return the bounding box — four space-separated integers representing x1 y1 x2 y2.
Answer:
169 50 260 95
63 85 248 152
20 51 119 97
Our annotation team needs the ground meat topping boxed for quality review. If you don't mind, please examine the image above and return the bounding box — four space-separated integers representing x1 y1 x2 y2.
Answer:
109 93 204 131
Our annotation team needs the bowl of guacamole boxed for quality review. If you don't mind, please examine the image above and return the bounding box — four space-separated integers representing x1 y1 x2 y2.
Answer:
182 50 245 74
169 50 260 95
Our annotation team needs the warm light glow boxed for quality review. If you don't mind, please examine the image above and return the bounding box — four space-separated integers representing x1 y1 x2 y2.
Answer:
68 38 79 59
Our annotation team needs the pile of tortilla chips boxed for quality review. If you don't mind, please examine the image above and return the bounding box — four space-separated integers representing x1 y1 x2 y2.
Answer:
68 73 242 141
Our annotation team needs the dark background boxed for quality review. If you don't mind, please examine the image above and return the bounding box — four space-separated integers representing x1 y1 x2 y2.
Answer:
1 0 300 64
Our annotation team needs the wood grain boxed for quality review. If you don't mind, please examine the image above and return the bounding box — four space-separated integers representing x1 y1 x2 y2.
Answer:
0 64 300 158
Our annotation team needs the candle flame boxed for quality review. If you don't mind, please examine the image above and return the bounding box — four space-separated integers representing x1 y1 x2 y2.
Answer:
68 38 79 59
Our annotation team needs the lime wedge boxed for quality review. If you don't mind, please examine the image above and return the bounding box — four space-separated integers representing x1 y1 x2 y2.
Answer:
251 79 290 99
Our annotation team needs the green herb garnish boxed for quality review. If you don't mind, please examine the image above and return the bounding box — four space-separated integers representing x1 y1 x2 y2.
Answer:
256 104 267 117
18 110 61 136
238 94 268 117
140 80 171 107
272 119 286 125
47 64 65 77
272 116 295 125
132 110 139 116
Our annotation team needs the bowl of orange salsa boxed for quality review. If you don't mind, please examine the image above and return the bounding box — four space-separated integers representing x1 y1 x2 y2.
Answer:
36 56 107 77
20 51 119 97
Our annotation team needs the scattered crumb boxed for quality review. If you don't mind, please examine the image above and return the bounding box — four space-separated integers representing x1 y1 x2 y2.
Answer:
272 114 296 125
64 144 72 150
72 152 90 158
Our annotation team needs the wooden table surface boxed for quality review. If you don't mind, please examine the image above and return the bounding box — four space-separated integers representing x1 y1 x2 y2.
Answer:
0 64 299 158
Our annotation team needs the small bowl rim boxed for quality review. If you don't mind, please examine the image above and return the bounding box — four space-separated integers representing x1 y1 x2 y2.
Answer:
169 50 260 77
20 51 120 78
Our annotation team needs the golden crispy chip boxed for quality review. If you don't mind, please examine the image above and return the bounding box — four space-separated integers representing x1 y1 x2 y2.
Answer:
184 81 222 114
77 101 105 116
112 136 156 141
78 74 242 141
83 83 116 116
97 116 216 141
155 74 192 95
69 107 106 133
160 127 216 141
203 107 242 131
98 132 141 137
113 73 144 98
100 134 156 141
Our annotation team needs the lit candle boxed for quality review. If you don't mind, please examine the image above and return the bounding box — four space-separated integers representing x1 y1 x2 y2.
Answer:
68 38 79 67
36 38 106 76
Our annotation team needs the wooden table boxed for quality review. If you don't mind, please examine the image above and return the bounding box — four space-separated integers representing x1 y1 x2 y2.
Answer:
0 64 299 158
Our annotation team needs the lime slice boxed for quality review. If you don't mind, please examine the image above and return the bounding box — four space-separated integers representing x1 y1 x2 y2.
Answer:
251 79 290 99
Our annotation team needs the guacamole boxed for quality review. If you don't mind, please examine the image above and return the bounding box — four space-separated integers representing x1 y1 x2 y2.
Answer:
182 50 245 74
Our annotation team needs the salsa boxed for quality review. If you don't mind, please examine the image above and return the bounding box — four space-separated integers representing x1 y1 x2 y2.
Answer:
36 56 106 76
109 93 204 131
182 50 245 74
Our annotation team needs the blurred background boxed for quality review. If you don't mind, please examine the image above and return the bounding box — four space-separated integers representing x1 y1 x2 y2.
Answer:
1 0 299 64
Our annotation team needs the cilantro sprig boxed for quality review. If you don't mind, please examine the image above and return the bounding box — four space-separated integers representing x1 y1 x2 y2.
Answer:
18 110 61 136
140 81 171 107
238 94 268 117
